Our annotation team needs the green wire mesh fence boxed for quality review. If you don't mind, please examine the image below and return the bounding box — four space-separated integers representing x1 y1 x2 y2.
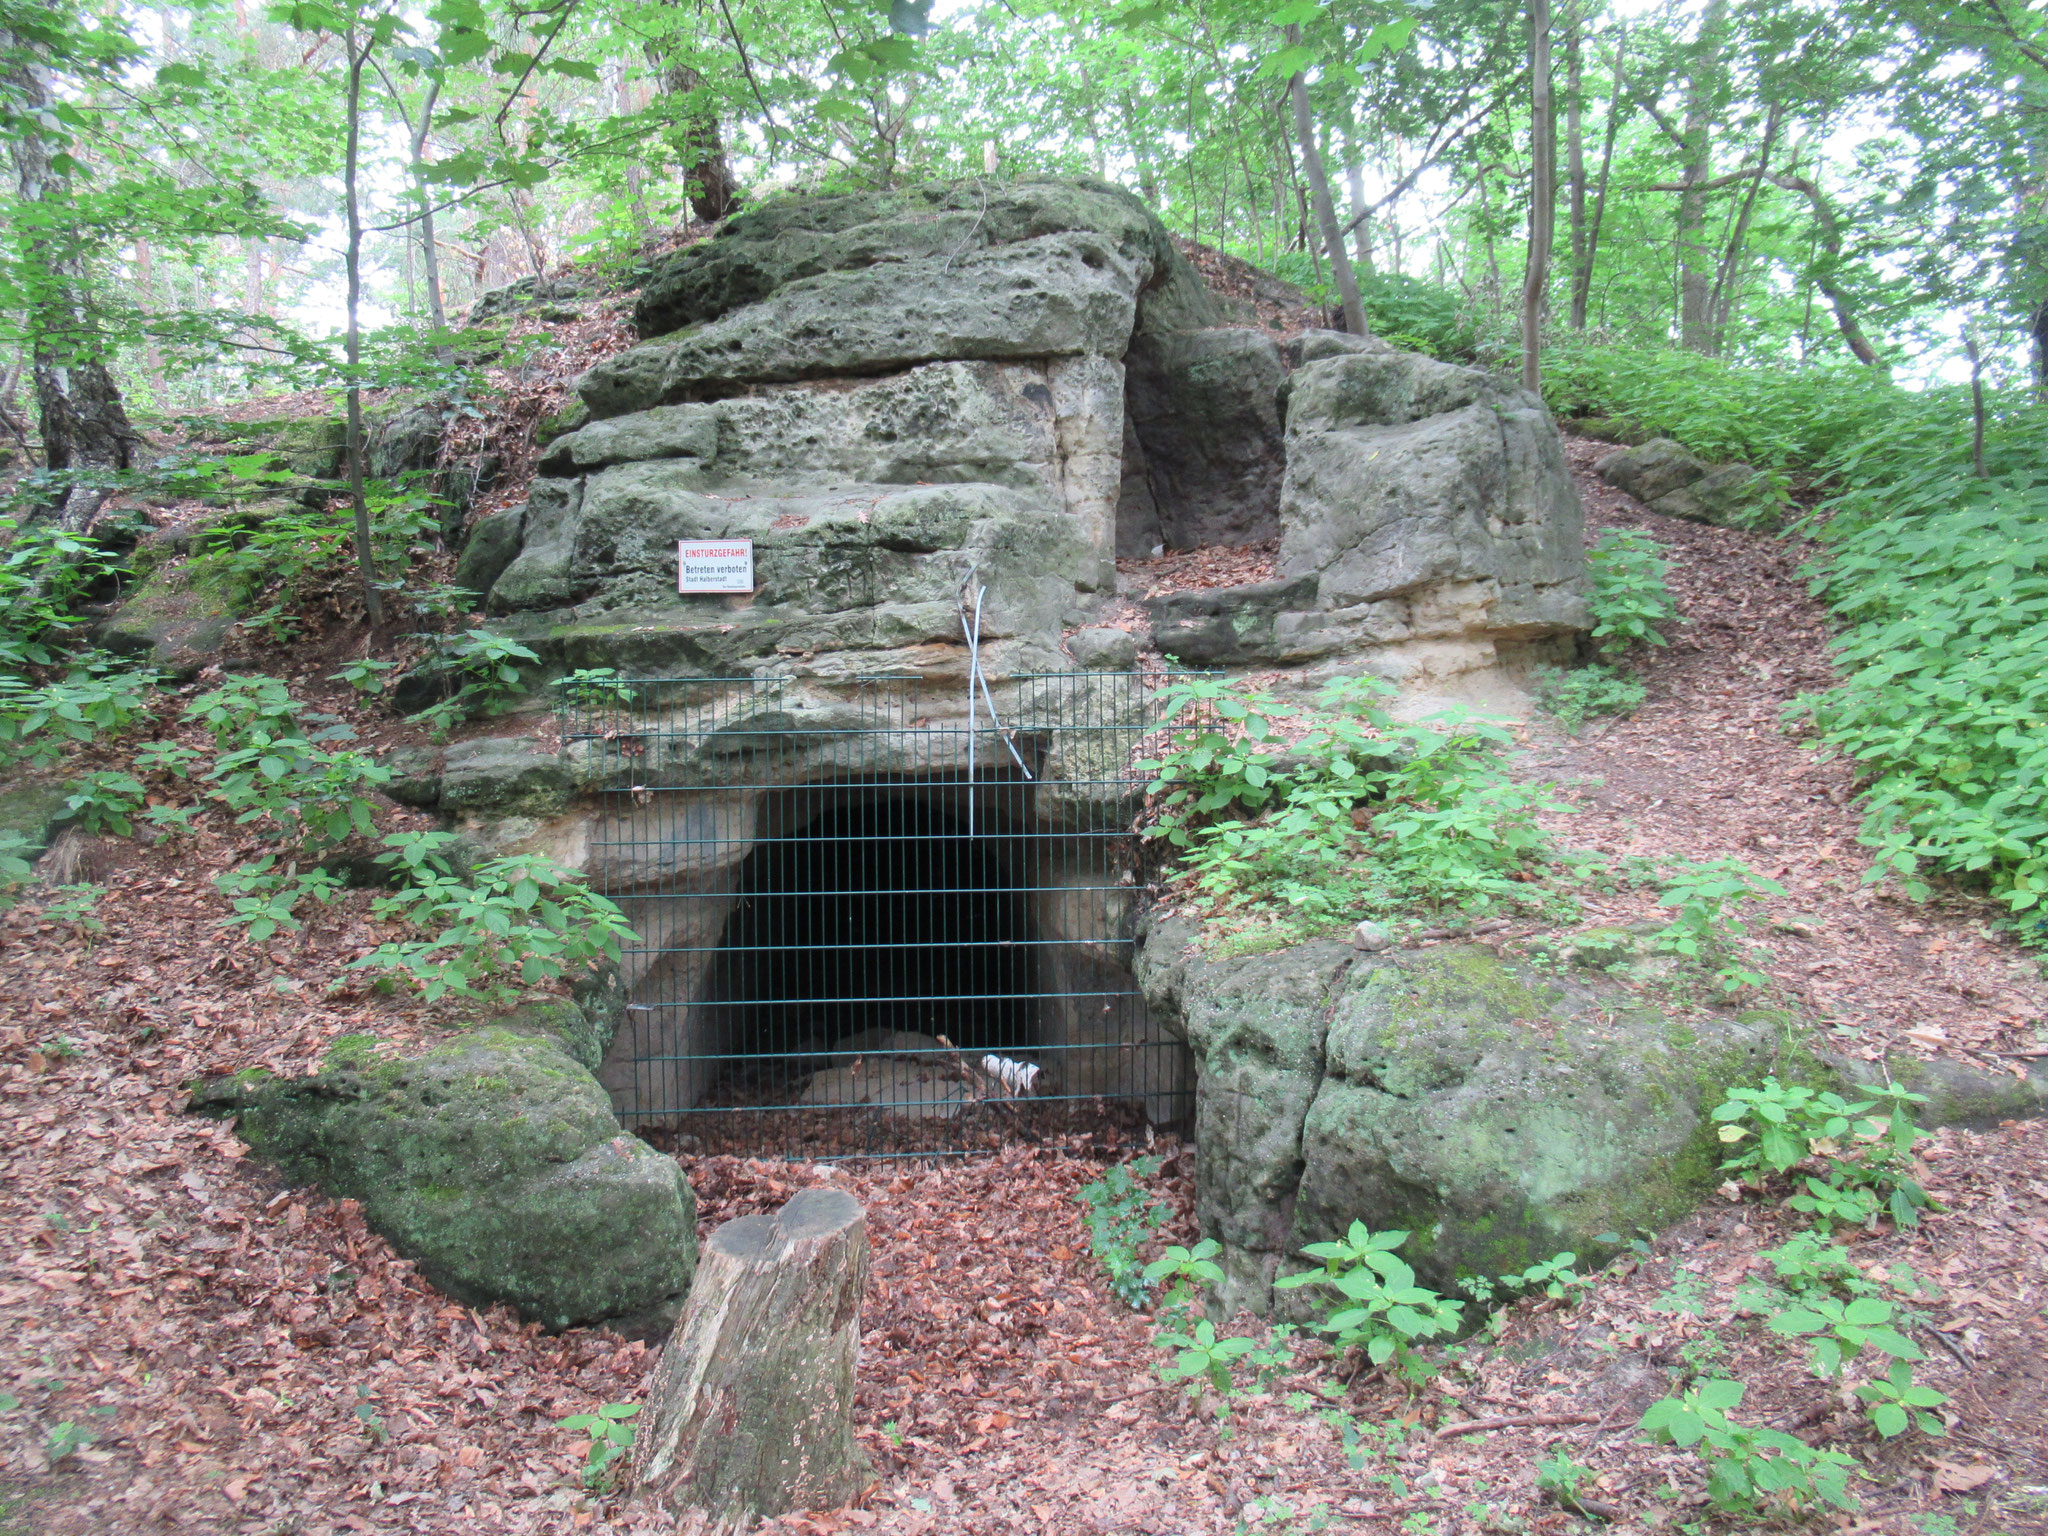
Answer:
561 672 1196 1159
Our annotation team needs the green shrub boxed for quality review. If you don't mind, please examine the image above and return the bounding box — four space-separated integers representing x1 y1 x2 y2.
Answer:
0 831 35 905
1652 857 1786 992
1142 675 1568 936
60 771 148 837
1586 529 1676 657
1531 664 1645 735
1255 262 1481 362
214 859 346 941
558 1403 639 1490
406 627 540 730
1274 1224 1463 1379
352 848 637 1003
0 517 121 671
192 464 443 629
1539 341 1988 476
1076 1156 1167 1309
182 674 306 746
0 662 157 769
1712 1077 1931 1228
1790 478 2048 923
1638 1378 1859 1513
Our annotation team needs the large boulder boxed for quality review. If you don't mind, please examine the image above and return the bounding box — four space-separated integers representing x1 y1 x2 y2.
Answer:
1134 916 2048 1314
1182 350 1589 680
96 556 242 676
1595 437 1709 503
630 178 1216 342
488 347 1127 681
1648 463 1784 531
196 1003 698 1335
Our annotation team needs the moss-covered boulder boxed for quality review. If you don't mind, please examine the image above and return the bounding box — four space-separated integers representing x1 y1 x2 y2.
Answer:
97 556 242 675
195 1004 696 1334
1135 916 2045 1314
0 781 70 864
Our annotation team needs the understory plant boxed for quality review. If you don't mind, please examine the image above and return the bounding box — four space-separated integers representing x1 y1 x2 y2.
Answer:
1274 1224 1463 1380
1531 663 1645 735
1142 675 1569 938
1075 1156 1168 1309
1585 528 1677 658
352 838 637 1003
1652 857 1786 991
1713 1077 1932 1228
559 1403 639 1490
1790 476 2048 928
406 624 537 730
1638 1378 1860 1514
0 657 157 769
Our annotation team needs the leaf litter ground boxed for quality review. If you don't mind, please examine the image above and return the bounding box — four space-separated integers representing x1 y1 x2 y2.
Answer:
2 447 2045 1535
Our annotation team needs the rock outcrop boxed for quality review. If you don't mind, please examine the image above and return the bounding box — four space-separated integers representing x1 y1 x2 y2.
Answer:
1596 438 1783 531
1134 914 2048 1315
471 178 1589 691
193 1000 698 1335
1145 345 1588 680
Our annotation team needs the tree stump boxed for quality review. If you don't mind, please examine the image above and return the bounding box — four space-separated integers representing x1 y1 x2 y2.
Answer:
632 1186 871 1523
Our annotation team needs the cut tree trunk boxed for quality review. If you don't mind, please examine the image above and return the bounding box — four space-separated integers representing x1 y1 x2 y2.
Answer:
634 1187 872 1523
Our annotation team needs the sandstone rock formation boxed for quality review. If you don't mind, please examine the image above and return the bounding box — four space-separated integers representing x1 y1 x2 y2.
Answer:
192 999 698 1334
1596 437 1784 530
1147 344 1589 677
472 177 1589 691
1134 913 2048 1315
440 176 1594 1134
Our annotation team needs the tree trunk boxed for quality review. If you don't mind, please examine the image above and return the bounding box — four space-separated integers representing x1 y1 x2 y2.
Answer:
1522 0 1555 393
634 1188 871 1523
1564 5 1587 325
133 239 168 404
1574 27 1625 330
661 60 741 224
1770 168 1884 369
614 64 655 241
3 32 138 532
341 23 383 626
408 77 448 336
1706 102 1782 351
1284 25 1369 337
1123 92 1158 205
1345 156 1373 274
1676 0 1729 352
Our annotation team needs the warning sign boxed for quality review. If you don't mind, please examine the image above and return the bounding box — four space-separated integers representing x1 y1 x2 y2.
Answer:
677 539 754 594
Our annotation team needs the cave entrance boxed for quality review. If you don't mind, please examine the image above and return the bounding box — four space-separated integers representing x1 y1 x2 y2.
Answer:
579 675 1194 1158
699 789 1038 1093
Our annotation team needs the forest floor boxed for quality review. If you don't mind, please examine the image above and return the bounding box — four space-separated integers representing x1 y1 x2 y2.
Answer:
1 443 2045 1536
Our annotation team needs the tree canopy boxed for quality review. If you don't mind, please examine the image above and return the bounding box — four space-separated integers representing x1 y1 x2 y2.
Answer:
0 0 2039 429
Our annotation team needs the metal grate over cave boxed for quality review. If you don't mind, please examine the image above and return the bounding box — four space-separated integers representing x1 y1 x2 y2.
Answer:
562 673 1195 1159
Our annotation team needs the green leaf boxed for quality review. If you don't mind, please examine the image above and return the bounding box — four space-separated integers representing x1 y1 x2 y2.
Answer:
1767 1307 1826 1336
1694 1379 1746 1411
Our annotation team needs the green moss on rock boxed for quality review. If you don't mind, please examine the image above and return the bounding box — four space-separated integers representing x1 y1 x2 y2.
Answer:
96 557 242 676
217 1019 695 1332
0 782 70 862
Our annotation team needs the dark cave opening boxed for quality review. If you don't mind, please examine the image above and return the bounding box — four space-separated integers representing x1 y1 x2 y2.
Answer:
698 793 1040 1075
